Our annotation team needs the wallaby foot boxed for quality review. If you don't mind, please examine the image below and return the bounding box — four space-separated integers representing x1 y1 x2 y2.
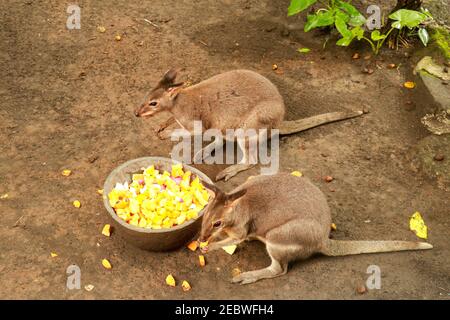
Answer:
231 258 287 285
216 164 254 182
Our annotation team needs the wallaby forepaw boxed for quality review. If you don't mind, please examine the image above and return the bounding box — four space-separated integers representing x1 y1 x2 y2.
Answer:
156 129 172 140
216 169 236 182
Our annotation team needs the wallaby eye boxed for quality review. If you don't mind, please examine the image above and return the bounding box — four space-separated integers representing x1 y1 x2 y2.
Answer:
149 101 157 107
213 220 222 228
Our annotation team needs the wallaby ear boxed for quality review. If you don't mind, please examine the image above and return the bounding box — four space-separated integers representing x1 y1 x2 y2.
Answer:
157 68 178 89
201 180 222 198
225 189 247 206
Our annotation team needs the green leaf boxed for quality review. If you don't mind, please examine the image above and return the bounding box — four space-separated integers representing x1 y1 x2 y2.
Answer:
337 1 366 27
297 47 311 53
389 9 427 29
335 16 351 38
304 10 335 32
418 28 429 46
352 26 364 40
288 0 318 16
371 30 386 41
336 36 353 46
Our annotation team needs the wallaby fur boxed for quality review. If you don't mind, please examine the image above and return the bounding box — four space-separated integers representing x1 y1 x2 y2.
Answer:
135 69 364 181
198 174 432 285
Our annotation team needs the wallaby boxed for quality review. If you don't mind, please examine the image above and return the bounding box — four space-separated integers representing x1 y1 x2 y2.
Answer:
198 174 432 285
135 69 364 181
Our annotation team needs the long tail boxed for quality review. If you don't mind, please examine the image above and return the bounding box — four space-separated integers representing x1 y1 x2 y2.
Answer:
279 110 364 135
321 239 433 256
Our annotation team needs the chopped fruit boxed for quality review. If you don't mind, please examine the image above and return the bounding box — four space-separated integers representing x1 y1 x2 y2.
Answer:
97 189 104 195
108 164 210 230
165 274 176 287
0 193 9 199
324 176 333 183
199 255 206 267
330 223 337 231
73 200 81 208
102 259 112 269
102 224 111 237
115 34 122 41
222 245 237 255
291 171 302 177
272 64 278 70
62 169 72 176
97 26 106 33
182 280 191 291
409 211 428 239
84 284 95 291
187 241 199 251
403 81 415 89
50 252 58 258
199 241 208 249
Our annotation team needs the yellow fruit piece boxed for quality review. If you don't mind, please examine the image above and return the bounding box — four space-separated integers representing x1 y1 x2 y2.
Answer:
62 169 72 177
102 259 112 269
404 81 415 89
0 193 8 199
97 26 106 33
199 255 206 267
181 280 191 292
97 189 104 195
409 211 428 239
222 245 237 255
73 200 81 208
102 224 111 237
187 241 198 251
199 241 208 249
291 171 302 177
115 34 121 41
50 252 58 258
165 274 176 287
331 223 337 231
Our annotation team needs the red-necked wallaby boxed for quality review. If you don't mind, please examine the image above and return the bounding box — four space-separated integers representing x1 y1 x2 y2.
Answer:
135 69 364 181
198 174 432 284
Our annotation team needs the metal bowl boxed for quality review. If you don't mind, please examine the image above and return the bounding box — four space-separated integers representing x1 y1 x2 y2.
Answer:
103 157 213 251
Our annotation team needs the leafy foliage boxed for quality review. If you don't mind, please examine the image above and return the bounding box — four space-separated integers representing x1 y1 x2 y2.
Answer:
287 0 433 54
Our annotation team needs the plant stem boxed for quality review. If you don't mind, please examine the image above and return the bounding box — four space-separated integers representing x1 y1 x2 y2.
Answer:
362 37 376 53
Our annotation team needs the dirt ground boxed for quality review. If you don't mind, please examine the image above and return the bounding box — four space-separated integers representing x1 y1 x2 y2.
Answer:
1 0 449 299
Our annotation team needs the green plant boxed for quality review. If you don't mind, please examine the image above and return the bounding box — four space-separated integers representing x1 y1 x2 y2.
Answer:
288 0 433 54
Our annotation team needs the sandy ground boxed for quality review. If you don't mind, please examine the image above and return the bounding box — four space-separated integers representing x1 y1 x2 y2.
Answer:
0 0 449 299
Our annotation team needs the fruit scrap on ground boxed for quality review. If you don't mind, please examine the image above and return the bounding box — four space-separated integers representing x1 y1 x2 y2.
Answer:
50 252 58 258
62 169 72 176
166 274 176 287
108 164 210 230
102 224 111 237
187 241 198 251
222 245 237 255
199 255 206 267
409 211 428 239
182 280 191 291
73 200 81 208
102 259 112 269
199 241 208 249
404 81 415 89
291 171 302 177
331 223 337 231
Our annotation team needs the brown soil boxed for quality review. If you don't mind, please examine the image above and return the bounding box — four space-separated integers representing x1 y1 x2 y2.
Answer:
0 0 449 299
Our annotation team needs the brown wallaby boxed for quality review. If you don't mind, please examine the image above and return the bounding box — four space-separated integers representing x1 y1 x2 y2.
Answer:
198 174 432 285
135 69 364 181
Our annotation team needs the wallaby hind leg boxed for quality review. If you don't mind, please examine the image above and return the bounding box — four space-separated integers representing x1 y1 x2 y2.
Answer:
231 250 288 285
216 134 258 181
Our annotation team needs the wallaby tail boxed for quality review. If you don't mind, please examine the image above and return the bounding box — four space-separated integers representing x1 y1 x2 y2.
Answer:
279 110 364 135
321 239 433 256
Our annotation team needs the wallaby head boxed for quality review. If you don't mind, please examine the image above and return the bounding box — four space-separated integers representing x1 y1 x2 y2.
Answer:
198 181 247 246
134 68 184 118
